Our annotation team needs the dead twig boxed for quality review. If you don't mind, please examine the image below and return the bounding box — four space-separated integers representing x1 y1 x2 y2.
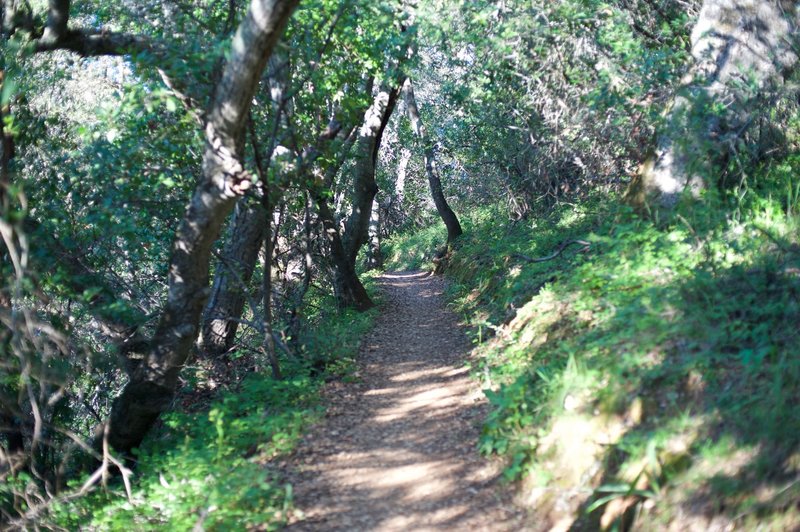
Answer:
11 422 133 527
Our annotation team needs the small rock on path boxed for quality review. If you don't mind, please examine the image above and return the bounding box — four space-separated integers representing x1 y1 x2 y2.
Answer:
284 271 528 531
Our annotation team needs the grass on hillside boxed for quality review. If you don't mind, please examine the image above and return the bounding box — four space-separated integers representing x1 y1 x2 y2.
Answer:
386 171 800 529
383 219 447 271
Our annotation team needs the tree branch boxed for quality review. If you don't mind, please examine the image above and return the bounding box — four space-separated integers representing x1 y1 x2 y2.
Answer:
42 0 69 42
512 240 591 263
34 28 153 56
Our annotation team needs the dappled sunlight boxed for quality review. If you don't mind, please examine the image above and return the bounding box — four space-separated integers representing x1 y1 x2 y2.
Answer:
285 271 525 530
388 365 466 382
362 386 403 396
322 451 460 495
10 0 800 528
372 398 464 424
381 271 432 281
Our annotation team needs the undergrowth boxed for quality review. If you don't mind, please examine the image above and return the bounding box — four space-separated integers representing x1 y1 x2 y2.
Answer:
41 282 379 530
383 219 446 270
386 167 800 529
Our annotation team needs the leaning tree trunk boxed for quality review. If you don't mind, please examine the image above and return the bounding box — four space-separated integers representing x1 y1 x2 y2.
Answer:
628 0 798 208
106 0 299 456
402 77 462 243
202 51 289 358
310 81 399 309
313 188 375 311
306 121 374 310
201 201 266 356
341 83 400 264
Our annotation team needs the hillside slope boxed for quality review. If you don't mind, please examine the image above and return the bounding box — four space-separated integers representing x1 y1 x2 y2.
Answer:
386 187 800 530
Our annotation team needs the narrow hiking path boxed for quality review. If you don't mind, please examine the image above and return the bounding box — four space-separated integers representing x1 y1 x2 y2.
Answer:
284 271 527 531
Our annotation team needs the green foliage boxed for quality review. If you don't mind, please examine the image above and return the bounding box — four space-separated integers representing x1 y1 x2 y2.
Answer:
4 0 799 528
412 0 693 218
297 275 380 377
417 164 800 526
48 299 377 530
54 376 312 530
383 219 446 270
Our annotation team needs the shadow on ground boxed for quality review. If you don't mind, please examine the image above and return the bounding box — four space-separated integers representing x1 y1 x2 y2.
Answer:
284 271 526 531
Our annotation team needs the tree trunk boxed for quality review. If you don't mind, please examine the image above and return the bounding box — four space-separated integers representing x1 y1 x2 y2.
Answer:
287 191 314 351
395 148 410 204
261 182 282 379
314 193 374 310
1 0 33 36
402 77 463 243
341 84 400 263
365 197 382 270
629 0 798 208
106 0 299 456
308 81 399 309
42 0 69 43
201 201 266 356
201 114 346 357
0 89 20 450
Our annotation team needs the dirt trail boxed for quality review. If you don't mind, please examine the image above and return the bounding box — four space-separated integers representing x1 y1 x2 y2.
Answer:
285 271 528 531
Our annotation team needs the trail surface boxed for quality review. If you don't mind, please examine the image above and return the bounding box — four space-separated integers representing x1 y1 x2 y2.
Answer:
285 271 527 531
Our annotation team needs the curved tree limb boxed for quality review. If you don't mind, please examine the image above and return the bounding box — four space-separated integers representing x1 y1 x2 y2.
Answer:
403 77 463 243
512 239 591 263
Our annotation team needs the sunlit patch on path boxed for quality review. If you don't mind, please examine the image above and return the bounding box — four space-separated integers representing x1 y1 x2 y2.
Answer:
284 271 527 531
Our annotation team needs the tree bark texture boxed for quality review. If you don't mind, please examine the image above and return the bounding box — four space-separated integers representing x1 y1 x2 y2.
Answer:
106 0 299 455
307 125 376 311
316 197 374 311
631 0 798 207
201 201 267 356
309 82 400 310
261 181 282 379
201 115 345 360
286 192 315 351
3 0 149 57
0 79 20 450
42 0 69 42
341 83 400 264
395 148 410 204
402 78 463 243
1 0 32 36
201 48 290 359
365 197 382 270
